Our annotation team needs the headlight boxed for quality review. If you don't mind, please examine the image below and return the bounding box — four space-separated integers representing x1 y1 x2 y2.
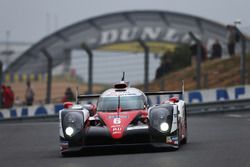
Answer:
160 122 169 132
65 127 74 136
63 112 83 130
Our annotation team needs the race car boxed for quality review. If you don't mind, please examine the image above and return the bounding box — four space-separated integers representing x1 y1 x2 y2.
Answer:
59 75 187 156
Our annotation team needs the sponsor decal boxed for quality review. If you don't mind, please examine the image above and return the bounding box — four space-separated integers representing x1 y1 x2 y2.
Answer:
113 118 121 124
98 111 140 139
171 136 178 141
166 136 178 144
97 27 194 46
106 92 139 97
60 141 69 150
108 115 128 119
111 125 123 135
112 126 122 132
166 137 172 143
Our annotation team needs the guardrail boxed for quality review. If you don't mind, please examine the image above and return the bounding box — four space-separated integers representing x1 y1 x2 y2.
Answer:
0 115 59 123
0 104 63 122
0 99 250 123
186 98 250 114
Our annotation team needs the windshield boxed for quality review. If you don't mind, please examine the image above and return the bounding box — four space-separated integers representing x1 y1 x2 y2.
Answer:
97 96 145 112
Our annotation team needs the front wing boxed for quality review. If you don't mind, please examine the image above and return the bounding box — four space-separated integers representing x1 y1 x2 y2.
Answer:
60 122 181 154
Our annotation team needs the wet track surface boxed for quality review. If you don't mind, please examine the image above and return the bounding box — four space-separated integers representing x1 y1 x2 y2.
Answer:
1 112 250 167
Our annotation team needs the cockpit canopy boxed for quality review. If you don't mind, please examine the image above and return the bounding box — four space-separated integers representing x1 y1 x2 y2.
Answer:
97 88 147 112
97 95 146 112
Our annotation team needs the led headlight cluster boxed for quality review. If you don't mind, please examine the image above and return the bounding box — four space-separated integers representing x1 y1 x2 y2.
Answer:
63 112 83 137
65 127 74 136
160 122 169 132
150 107 172 133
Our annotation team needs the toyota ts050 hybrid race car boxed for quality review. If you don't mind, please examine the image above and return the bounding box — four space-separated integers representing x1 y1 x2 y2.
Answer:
59 75 187 156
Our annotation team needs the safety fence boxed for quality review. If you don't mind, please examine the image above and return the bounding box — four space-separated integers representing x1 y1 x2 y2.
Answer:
186 98 250 114
3 72 48 82
0 98 250 122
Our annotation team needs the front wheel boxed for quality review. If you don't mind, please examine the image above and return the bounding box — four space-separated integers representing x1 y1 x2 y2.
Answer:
181 106 188 145
171 127 180 151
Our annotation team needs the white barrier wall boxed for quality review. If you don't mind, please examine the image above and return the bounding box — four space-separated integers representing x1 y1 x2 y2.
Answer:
0 104 64 120
147 85 250 104
1 85 250 119
186 85 250 103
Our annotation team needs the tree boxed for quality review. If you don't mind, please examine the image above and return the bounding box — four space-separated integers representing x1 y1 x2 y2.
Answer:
155 44 192 79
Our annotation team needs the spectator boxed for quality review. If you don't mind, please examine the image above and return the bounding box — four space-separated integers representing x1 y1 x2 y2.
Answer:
227 25 236 57
7 85 14 107
211 39 222 59
1 85 5 107
190 43 207 64
14 96 22 106
1 85 14 108
62 87 75 102
25 80 35 106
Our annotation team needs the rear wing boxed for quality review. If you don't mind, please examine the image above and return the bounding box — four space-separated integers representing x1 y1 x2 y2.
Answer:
146 80 184 96
76 80 184 102
74 86 100 104
77 94 100 99
145 90 183 96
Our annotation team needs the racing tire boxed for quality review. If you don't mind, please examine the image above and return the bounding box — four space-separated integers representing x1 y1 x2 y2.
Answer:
182 136 187 145
177 128 181 149
181 106 188 145
61 151 80 157
171 122 181 151
61 151 70 157
171 133 180 150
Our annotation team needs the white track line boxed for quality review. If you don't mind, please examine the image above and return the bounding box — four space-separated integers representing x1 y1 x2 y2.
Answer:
226 114 243 118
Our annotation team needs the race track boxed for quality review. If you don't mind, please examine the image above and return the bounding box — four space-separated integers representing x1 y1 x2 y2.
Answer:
1 112 250 167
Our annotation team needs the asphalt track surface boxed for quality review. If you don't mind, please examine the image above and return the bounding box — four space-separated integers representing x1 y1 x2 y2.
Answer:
1 112 250 167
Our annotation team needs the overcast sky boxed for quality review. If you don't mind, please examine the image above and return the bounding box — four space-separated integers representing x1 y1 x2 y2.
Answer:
0 0 249 42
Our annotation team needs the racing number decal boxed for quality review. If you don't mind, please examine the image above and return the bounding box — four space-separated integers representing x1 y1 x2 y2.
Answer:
113 118 121 124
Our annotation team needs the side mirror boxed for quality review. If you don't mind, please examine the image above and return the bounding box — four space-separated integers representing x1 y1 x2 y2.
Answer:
83 104 97 116
169 97 179 103
63 102 73 109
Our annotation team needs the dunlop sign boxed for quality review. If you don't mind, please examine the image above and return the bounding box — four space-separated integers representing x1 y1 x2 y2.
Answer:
87 26 201 48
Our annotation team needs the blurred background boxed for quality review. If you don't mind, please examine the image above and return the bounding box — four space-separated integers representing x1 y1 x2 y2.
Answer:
0 0 249 107
1 2 250 166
